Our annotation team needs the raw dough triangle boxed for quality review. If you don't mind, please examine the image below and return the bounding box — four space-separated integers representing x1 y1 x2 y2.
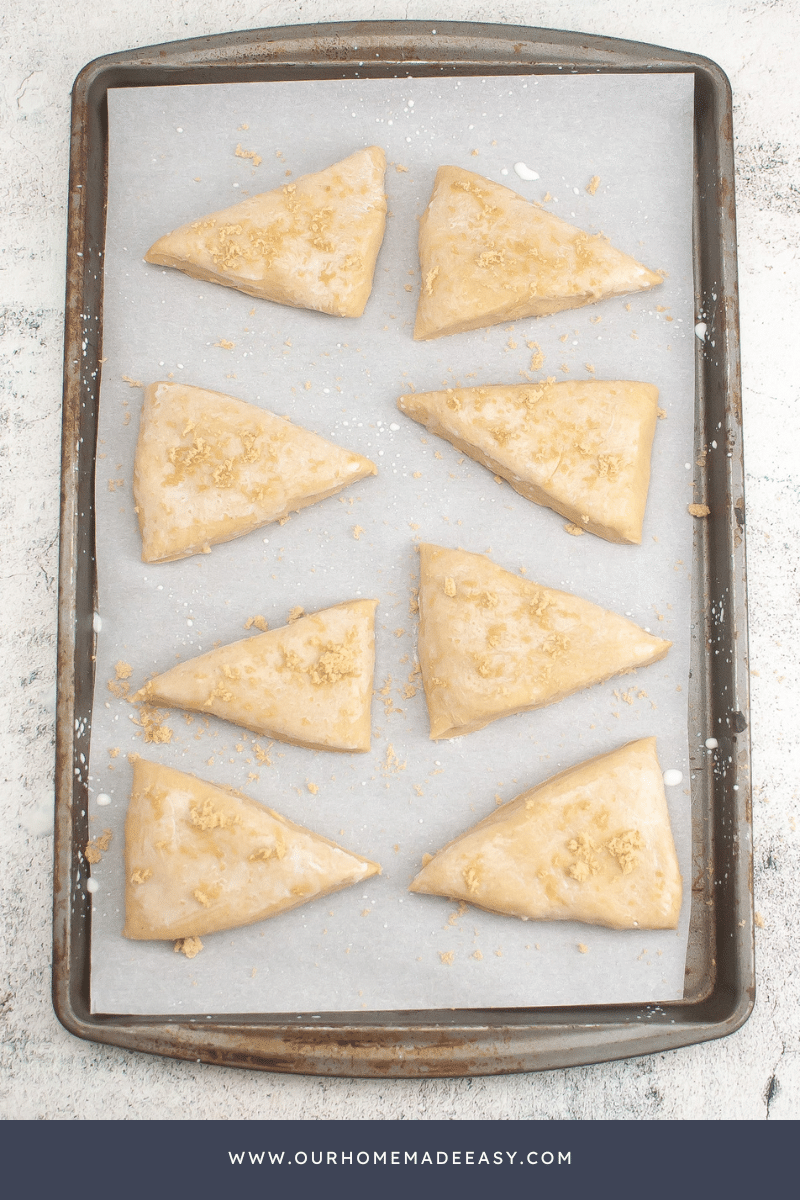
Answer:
124 759 380 940
398 379 658 544
145 146 387 316
417 544 671 739
137 599 377 752
409 738 682 930
134 381 377 563
414 166 662 339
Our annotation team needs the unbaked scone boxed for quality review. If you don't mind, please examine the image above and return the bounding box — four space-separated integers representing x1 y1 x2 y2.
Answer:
124 759 380 940
417 544 671 739
145 147 387 316
409 738 682 930
398 379 658 544
414 166 662 339
135 599 377 752
134 381 377 563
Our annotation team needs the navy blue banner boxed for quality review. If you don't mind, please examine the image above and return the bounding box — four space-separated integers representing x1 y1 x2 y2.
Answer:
0 1119 793 1198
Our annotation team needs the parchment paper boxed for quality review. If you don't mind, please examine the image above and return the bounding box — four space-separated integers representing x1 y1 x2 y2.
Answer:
88 73 696 1014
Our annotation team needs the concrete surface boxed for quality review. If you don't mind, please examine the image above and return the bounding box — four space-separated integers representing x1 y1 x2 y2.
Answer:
1 0 798 1120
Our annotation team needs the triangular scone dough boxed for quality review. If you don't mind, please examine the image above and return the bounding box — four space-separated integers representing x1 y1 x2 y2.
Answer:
414 166 662 339
137 600 377 752
398 380 658 544
417 544 671 739
124 759 380 940
134 381 377 563
409 738 682 930
145 147 387 316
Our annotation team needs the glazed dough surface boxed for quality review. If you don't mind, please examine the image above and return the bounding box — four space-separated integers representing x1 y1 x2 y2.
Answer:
398 379 658 544
124 759 380 940
410 738 682 930
136 599 377 752
417 544 671 739
134 381 377 563
414 166 662 339
145 146 387 316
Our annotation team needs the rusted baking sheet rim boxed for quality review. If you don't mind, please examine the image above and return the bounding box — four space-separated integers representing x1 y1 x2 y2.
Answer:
55 19 752 1077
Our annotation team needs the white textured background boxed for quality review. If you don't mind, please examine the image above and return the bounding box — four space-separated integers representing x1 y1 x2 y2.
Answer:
1 0 798 1119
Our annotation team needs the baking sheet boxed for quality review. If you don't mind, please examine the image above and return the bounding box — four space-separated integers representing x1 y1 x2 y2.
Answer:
88 73 696 1014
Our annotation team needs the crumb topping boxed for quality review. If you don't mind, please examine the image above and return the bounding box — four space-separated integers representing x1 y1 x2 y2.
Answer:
84 829 112 864
567 834 600 881
130 867 152 885
188 799 239 831
174 936 203 958
606 829 644 874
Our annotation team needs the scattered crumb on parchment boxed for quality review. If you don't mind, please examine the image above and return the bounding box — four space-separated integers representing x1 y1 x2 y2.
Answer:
136 706 174 744
234 143 262 166
84 829 112 864
383 743 406 775
254 742 273 765
584 363 595 374
352 525 365 539
394 163 408 173
564 522 584 537
245 615 269 631
688 504 711 517
174 937 203 959
586 175 601 195
413 784 424 797
439 951 455 965
657 407 667 419
115 661 132 680
307 781 318 795
421 852 433 866
472 949 483 960
121 374 142 388
526 342 544 370
560 363 570 374
287 606 305 623
578 943 589 954
755 912 765 928
215 339 235 350
446 901 469 927
107 478 124 492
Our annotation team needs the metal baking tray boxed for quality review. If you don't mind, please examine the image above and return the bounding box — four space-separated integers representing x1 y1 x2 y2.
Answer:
55 19 751 1075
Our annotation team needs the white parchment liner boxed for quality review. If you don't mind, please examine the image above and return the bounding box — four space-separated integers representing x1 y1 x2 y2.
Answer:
88 74 696 1014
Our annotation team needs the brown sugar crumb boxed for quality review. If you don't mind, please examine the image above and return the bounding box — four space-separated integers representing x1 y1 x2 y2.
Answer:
754 912 765 929
244 615 269 632
174 937 203 959
470 149 479 157
439 950 455 965
494 948 503 957
402 683 417 699
394 627 406 638
115 661 132 680
606 829 644 874
394 163 408 173
352 525 365 539
657 407 667 419
253 742 273 765
577 943 589 954
383 743 406 775
586 175 601 195
121 375 142 388
107 676 130 698
107 478 125 492
414 784 424 797
215 339 235 350
127 752 140 765
421 852 433 867
361 908 371 917
409 587 420 615
688 504 711 517
412 470 422 479
527 342 544 370
584 363 596 374
130 867 152 885
287 606 305 623
307 781 319 795
108 747 120 758
564 522 585 537
472 949 483 961
84 829 112 863
560 363 570 373
234 143 262 167
309 641 358 686
137 706 173 745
